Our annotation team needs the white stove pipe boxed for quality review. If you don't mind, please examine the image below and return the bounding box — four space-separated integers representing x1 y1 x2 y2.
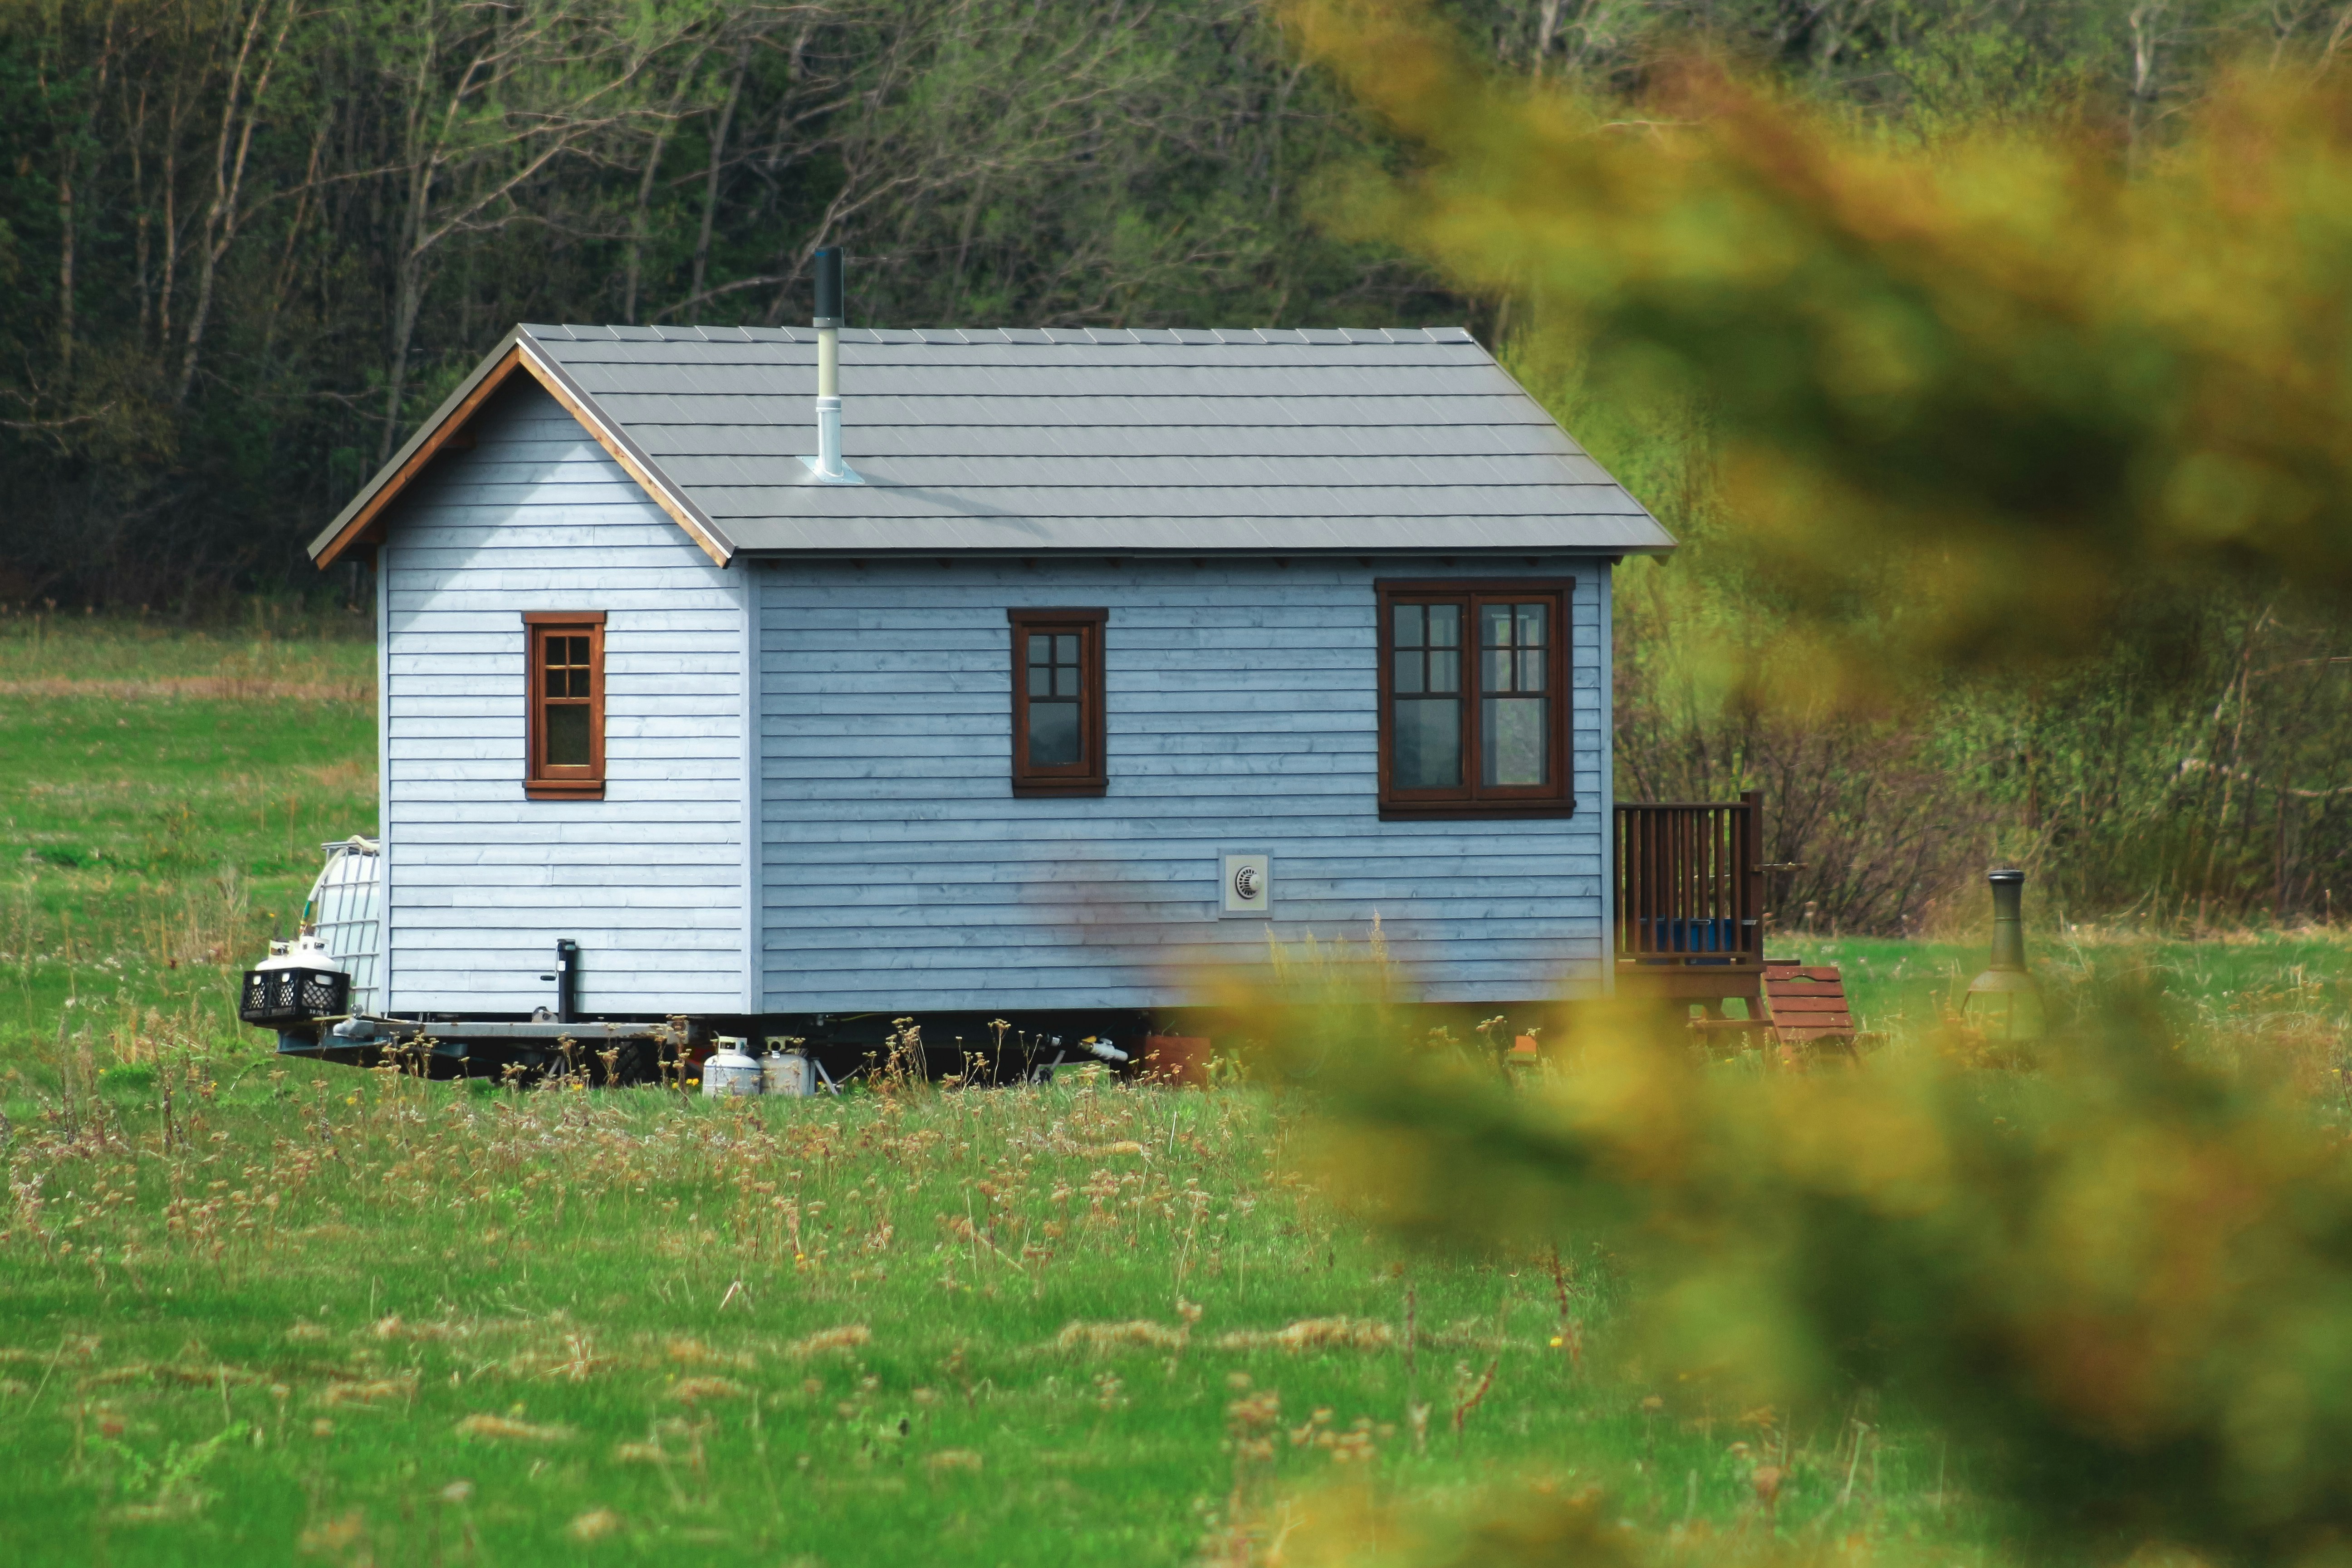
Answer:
812 247 846 480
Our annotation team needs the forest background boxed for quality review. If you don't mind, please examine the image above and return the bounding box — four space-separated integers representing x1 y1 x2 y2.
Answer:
1 0 2347 933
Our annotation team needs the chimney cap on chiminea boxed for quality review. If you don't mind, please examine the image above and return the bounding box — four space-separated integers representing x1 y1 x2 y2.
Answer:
813 247 843 328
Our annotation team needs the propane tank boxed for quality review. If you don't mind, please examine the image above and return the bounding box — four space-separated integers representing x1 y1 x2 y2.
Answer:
701 1037 763 1098
1961 868 2045 1042
253 932 340 974
762 1044 813 1098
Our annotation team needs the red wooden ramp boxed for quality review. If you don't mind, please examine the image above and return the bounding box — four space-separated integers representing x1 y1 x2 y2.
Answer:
1761 963 1858 1044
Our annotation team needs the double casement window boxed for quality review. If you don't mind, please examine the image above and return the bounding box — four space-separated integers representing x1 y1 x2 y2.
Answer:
1377 581 1572 817
523 612 605 799
1008 608 1107 795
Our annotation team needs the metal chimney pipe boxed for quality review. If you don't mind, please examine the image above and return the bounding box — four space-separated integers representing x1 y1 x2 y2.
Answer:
1986 868 2027 971
812 247 845 480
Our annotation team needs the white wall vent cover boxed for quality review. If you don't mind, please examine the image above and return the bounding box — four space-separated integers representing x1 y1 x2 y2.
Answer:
1220 853 1270 918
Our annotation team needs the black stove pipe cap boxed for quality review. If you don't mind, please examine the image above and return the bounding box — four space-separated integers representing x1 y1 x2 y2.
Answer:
813 247 844 326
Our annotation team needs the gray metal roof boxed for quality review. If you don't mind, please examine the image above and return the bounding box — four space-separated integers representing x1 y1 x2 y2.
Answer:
322 323 1676 562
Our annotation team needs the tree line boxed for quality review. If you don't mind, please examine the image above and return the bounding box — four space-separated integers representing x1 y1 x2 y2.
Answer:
5 0 2342 601
2 0 2344 926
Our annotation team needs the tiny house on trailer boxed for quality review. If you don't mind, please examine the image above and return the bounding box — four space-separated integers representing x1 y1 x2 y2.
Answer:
288 284 1705 1073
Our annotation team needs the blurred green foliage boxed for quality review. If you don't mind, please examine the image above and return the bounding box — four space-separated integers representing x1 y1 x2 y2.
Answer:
1246 973 2352 1563
1297 1 2352 667
1289 0 2352 926
1246 8 2352 1561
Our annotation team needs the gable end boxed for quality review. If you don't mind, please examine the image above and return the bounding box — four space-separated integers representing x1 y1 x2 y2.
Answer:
310 334 731 570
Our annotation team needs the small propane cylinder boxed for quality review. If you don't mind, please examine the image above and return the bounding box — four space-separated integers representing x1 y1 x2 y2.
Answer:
701 1037 763 1098
762 1044 813 1097
254 933 339 973
1961 868 2045 1042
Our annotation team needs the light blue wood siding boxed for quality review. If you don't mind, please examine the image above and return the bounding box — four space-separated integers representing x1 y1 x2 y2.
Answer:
380 382 748 1014
757 559 1609 1011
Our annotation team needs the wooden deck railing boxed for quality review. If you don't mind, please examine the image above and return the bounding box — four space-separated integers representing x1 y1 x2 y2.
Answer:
1614 791 1764 965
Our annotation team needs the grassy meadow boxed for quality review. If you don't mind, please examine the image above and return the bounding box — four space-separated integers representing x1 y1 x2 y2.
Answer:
0 608 377 1083
4 615 2349 1565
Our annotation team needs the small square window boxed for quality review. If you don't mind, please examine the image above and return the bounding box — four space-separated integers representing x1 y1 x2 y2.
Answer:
1007 608 1107 795
523 612 606 800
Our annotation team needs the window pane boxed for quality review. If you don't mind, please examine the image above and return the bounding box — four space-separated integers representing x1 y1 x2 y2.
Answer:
1517 604 1547 644
1029 636 1051 666
1027 663 1052 697
1394 650 1424 695
1480 604 1513 648
1393 697 1461 789
1056 634 1078 666
566 637 590 665
1427 605 1460 647
546 703 591 768
1028 701 1080 768
1393 603 1425 648
1427 650 1459 694
568 668 591 697
1484 649 1514 691
1518 650 1545 691
1054 662 1078 697
1482 696 1548 787
544 667 566 697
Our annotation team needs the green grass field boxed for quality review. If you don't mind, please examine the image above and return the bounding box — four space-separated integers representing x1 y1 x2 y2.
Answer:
2 616 2345 1564
0 610 377 1088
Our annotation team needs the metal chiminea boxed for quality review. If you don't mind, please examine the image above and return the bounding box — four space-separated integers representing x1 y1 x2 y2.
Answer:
804 246 862 485
1962 868 2044 1041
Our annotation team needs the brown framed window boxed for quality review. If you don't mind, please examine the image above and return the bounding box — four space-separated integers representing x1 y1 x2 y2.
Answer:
523 612 606 800
1008 608 1107 795
1377 581 1573 817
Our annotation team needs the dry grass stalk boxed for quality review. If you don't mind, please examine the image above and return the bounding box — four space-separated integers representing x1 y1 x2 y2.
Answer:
1051 1319 1189 1352
1213 1317 1394 1353
788 1325 872 1358
924 1449 984 1473
663 1336 754 1370
452 1412 573 1443
565 1507 623 1541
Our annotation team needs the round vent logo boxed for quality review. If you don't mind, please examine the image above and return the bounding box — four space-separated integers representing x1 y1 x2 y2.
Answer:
1231 865 1262 902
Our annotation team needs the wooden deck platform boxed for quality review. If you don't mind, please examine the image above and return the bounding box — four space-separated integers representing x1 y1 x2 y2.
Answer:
1613 791 1766 1004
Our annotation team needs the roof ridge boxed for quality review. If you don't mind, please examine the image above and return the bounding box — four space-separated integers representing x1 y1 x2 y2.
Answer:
525 322 1473 344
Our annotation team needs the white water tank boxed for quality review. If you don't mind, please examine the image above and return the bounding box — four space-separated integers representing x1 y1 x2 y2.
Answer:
304 837 382 1013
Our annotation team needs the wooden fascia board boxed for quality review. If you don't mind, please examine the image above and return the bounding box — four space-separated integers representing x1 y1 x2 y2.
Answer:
310 330 736 571
309 332 529 568
510 336 733 568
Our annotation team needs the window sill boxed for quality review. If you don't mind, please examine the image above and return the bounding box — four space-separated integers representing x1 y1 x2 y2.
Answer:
525 781 607 801
1012 781 1107 798
1378 799 1576 821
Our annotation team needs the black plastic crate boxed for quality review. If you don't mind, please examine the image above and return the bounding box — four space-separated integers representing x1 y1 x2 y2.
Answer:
239 966 351 1026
